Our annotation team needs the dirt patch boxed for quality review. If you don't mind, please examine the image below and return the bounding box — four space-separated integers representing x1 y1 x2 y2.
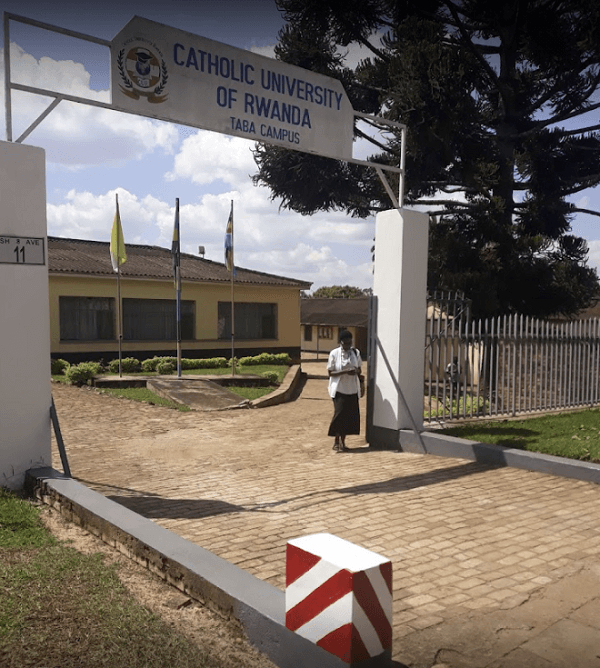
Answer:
39 504 276 668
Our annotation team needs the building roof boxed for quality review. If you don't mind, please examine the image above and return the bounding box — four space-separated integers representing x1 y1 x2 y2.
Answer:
48 237 311 289
301 297 369 327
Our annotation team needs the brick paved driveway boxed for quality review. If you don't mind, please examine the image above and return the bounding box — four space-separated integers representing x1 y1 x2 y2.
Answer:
51 363 600 667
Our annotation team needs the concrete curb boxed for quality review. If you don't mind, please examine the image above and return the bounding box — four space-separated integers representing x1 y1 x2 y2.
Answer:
399 429 600 484
250 365 304 409
25 467 388 668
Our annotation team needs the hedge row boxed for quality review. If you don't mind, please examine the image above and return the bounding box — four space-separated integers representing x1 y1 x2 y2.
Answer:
237 352 292 366
52 352 292 386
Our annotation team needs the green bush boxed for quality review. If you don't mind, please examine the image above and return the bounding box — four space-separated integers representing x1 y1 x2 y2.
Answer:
156 361 175 375
238 352 292 366
141 357 161 372
108 357 141 374
50 358 70 375
261 371 279 384
181 357 228 369
65 362 98 386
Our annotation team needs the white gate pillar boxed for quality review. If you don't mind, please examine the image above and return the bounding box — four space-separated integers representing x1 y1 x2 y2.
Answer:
368 208 429 449
0 141 52 489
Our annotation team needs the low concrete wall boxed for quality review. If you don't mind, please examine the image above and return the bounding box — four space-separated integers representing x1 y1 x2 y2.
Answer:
25 468 388 668
399 430 600 485
250 365 304 409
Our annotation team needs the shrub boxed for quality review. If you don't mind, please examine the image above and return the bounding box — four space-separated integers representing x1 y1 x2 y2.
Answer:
141 357 161 372
156 360 175 375
261 371 279 384
108 357 141 374
65 362 98 386
86 362 104 375
238 352 292 366
51 358 70 375
181 357 228 369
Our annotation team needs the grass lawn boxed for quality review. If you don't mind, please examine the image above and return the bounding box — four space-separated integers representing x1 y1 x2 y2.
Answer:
52 364 289 407
0 488 222 668
96 387 192 410
97 384 273 406
440 407 600 463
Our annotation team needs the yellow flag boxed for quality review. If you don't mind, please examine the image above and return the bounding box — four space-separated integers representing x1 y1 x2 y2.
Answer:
110 195 127 272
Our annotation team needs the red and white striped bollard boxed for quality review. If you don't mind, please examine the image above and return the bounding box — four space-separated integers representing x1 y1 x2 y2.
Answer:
286 533 392 665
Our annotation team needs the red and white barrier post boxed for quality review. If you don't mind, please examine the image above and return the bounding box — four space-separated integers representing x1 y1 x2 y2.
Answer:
286 533 392 666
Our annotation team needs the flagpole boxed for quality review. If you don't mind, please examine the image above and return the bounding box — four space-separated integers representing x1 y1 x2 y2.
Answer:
230 200 235 376
110 193 126 377
175 198 182 378
116 194 123 378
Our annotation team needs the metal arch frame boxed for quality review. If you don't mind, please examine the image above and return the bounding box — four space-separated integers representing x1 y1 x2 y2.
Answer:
4 12 406 209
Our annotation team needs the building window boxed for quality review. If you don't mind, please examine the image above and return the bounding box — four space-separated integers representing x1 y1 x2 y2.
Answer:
60 296 115 341
318 326 333 339
218 302 277 340
304 325 312 341
123 299 195 340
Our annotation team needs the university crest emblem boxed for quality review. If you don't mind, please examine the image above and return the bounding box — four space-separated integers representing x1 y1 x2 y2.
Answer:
117 44 168 103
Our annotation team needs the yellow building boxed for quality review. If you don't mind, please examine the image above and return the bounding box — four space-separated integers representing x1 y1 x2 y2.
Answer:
301 298 369 356
49 237 311 364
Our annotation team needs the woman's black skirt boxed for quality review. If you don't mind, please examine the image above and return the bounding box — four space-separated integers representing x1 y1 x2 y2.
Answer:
328 392 360 437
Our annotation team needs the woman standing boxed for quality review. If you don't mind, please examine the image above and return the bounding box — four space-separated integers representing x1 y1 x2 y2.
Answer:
327 330 364 452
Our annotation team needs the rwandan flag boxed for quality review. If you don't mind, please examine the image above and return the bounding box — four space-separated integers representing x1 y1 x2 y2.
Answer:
110 194 126 272
224 201 234 274
171 198 180 287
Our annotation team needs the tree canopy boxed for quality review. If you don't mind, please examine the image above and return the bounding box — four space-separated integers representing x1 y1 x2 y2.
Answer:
254 0 600 317
307 285 372 298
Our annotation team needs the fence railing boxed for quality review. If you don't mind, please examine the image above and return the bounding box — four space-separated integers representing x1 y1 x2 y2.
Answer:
424 297 600 424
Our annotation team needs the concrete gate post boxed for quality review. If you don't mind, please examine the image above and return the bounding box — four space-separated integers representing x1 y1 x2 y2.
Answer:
367 208 429 450
0 141 52 489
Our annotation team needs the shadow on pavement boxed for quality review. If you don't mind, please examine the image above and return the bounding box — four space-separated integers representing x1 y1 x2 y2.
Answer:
81 461 494 521
337 460 495 496
107 496 246 519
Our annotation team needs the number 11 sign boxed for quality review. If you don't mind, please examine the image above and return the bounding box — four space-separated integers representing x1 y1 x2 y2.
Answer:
0 236 45 265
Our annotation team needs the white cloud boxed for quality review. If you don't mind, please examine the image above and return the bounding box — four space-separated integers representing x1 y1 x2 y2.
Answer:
250 45 276 59
1 43 179 167
47 189 171 243
9 43 108 102
46 179 375 291
165 132 256 186
245 243 374 290
164 128 375 256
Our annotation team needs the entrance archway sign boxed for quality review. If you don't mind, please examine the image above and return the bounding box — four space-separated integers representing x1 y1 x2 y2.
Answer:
4 12 406 205
111 16 354 162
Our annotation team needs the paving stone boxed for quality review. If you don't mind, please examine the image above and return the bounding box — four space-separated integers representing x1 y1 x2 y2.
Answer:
50 375 600 668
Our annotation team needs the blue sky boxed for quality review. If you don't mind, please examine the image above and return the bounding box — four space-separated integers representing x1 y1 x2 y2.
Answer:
1 0 599 291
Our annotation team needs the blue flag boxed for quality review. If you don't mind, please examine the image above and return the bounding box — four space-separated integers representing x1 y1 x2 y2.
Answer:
172 198 180 287
224 201 234 274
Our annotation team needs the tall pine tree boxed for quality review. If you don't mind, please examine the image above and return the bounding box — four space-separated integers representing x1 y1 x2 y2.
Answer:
254 0 600 316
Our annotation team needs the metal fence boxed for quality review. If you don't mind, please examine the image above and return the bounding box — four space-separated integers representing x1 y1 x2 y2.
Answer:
424 292 600 424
